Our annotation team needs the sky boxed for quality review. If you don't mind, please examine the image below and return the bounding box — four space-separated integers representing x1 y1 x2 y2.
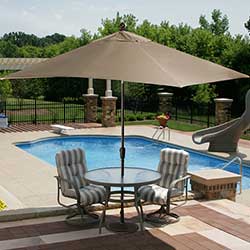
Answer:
0 0 249 37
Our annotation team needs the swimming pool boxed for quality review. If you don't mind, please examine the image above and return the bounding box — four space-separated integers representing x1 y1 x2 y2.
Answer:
16 135 250 190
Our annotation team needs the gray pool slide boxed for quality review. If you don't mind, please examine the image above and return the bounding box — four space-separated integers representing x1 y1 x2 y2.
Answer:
192 89 250 152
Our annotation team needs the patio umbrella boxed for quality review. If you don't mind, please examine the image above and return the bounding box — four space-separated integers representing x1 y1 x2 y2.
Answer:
3 24 249 231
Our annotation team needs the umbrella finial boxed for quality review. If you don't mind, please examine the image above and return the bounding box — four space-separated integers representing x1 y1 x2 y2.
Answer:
119 22 126 31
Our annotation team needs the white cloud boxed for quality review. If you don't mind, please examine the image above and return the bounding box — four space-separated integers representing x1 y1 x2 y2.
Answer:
54 13 63 20
0 0 249 37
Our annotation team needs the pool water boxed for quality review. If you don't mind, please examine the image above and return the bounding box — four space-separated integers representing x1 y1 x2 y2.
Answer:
16 135 250 190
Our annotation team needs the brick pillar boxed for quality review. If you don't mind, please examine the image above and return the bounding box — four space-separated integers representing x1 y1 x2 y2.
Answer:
214 98 233 125
101 96 117 127
83 94 98 123
158 92 173 114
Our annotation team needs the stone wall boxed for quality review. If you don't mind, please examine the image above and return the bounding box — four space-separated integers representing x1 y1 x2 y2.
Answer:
83 94 98 123
101 97 117 127
214 98 233 125
158 92 173 114
190 180 237 201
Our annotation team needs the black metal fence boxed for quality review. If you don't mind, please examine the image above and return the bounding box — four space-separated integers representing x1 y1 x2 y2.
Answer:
0 98 215 127
116 100 215 127
0 99 84 124
172 100 215 127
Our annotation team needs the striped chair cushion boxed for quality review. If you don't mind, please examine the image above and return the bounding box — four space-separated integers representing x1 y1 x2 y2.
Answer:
55 148 89 197
138 184 181 205
138 148 189 204
79 185 106 206
157 148 189 190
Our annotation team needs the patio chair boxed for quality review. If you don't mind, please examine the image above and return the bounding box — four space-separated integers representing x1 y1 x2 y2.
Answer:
138 148 190 223
55 148 106 223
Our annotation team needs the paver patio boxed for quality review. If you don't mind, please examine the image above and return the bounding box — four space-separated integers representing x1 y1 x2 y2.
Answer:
1 200 250 250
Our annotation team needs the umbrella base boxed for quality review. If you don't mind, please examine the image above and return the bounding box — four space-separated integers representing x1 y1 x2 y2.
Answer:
107 222 138 232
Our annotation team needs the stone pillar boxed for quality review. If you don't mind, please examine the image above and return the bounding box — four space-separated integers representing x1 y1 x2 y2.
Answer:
158 92 173 114
101 96 117 127
214 98 233 125
83 94 98 123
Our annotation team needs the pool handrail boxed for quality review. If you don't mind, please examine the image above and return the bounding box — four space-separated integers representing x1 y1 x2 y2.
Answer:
220 156 242 194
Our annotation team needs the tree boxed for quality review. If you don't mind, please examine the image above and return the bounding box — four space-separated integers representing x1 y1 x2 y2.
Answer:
98 12 137 36
199 9 229 35
0 40 19 57
40 33 66 46
2 32 39 47
79 29 92 46
2 32 66 47
18 45 43 58
43 36 81 57
125 82 146 112
245 17 250 34
0 72 12 101
191 84 217 104
11 79 44 99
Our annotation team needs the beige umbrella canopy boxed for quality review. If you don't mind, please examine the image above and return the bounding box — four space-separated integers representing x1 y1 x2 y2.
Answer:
4 30 249 85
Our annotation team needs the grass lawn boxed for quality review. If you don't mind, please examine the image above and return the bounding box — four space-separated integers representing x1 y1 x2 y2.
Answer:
124 119 250 140
241 133 250 140
123 119 205 131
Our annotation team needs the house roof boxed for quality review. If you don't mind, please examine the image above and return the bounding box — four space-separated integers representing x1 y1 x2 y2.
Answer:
0 58 48 71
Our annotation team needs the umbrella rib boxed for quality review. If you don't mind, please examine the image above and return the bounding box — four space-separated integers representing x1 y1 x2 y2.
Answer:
138 44 181 86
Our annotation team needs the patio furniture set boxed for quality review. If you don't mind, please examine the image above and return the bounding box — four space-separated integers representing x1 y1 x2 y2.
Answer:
55 147 190 233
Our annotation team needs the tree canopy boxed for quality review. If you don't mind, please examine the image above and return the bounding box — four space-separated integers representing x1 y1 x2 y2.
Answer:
0 10 249 115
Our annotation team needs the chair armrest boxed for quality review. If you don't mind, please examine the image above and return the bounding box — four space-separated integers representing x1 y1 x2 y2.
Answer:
169 175 190 189
54 176 80 199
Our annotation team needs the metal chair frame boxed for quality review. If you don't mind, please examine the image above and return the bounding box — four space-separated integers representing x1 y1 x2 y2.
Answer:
145 175 190 223
55 176 101 222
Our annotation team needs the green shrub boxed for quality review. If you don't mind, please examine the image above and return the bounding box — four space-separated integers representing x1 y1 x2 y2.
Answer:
127 114 136 121
136 114 144 121
97 114 102 123
145 113 156 120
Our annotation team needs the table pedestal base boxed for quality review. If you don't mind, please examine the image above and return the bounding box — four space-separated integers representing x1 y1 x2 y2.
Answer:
107 222 138 232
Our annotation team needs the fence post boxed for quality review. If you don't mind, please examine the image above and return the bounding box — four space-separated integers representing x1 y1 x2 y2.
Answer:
4 100 7 116
64 99 66 123
190 101 193 124
34 99 37 124
175 103 178 121
207 103 210 127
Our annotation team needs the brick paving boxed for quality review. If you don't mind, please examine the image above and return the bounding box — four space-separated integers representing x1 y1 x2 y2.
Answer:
1 202 250 250
176 204 250 242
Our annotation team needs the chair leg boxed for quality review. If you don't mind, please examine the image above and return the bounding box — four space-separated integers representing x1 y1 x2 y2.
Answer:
134 188 144 231
77 202 85 222
145 200 180 224
99 187 110 234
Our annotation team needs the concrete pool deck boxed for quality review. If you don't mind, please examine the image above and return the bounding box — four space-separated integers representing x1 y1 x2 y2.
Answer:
0 125 250 210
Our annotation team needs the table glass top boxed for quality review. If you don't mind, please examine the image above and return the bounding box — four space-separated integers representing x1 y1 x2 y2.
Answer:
84 167 161 187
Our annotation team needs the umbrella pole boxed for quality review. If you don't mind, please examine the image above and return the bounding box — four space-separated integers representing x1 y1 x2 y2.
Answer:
108 80 138 233
120 80 125 177
120 80 125 223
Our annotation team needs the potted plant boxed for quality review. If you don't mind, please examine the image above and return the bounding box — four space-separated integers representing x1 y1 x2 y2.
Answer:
156 113 171 127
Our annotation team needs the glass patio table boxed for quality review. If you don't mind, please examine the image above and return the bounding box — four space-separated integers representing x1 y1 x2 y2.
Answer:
84 167 161 233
